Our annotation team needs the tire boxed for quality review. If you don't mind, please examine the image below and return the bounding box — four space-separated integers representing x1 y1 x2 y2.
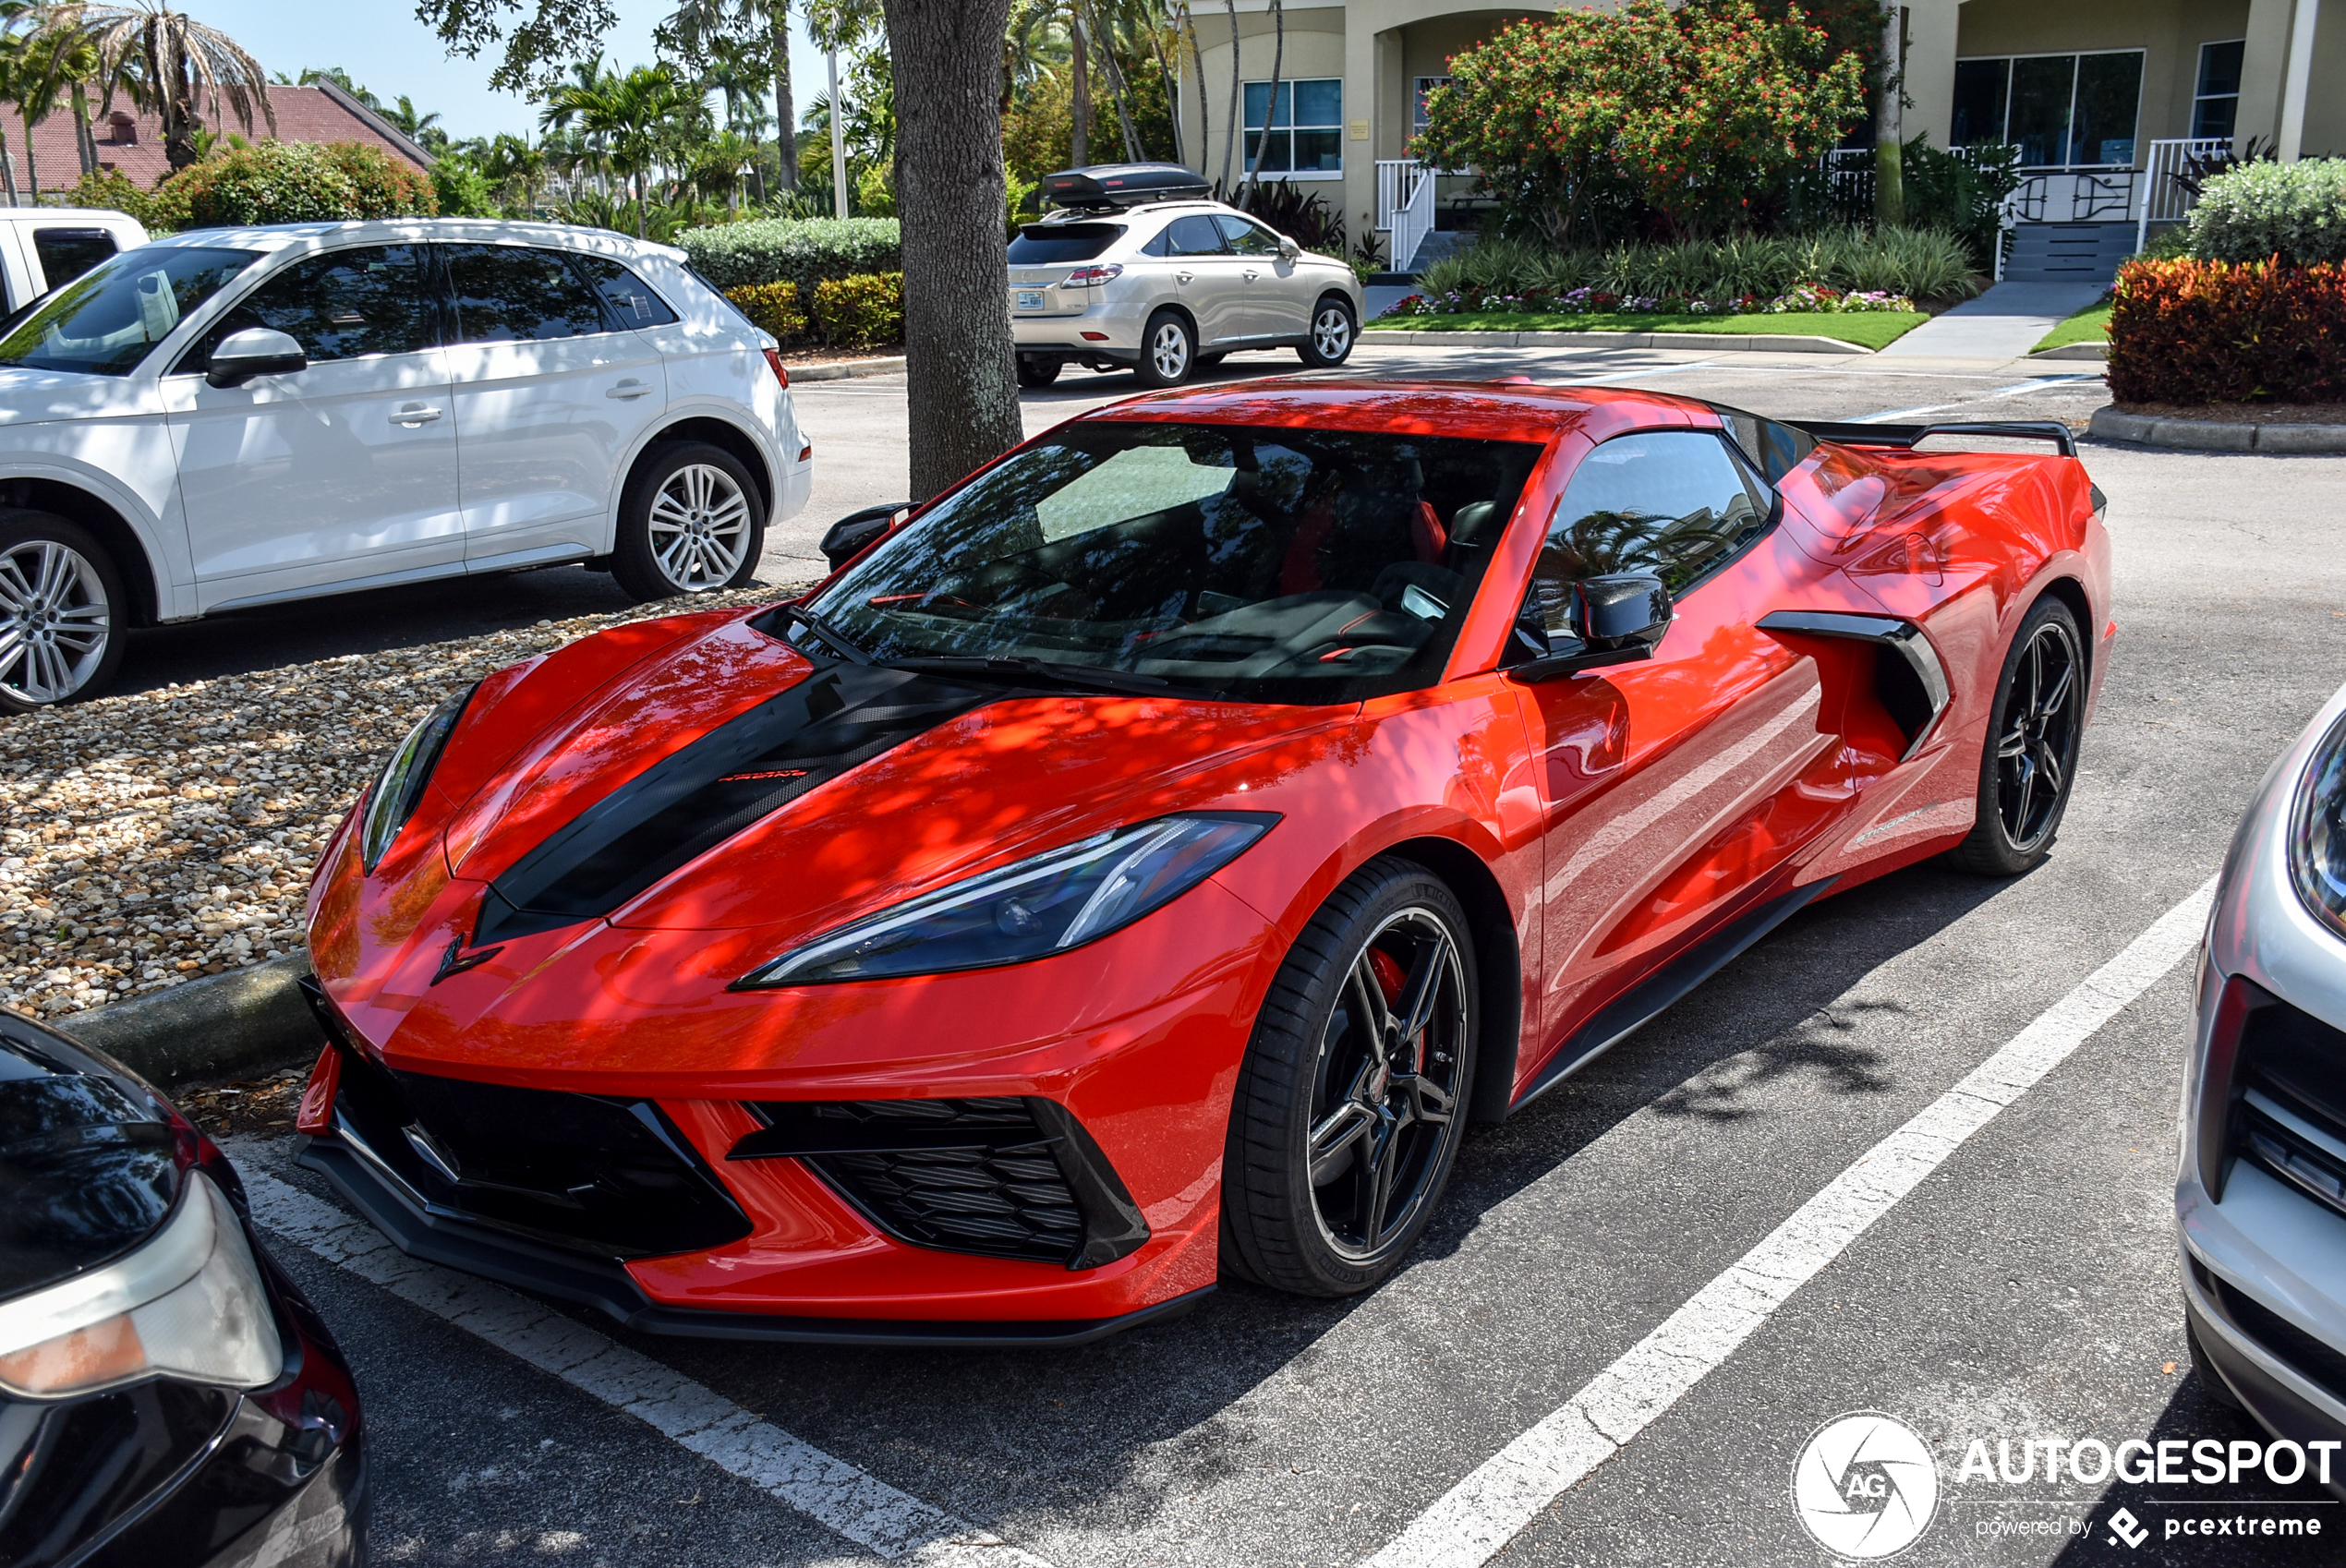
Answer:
1015 354 1062 389
1220 857 1478 1297
1297 296 1358 368
611 441 765 603
0 513 127 714
1947 595 2086 875
1134 309 1196 388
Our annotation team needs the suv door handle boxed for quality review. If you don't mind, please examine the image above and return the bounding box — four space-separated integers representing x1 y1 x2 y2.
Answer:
393 404 442 425
1175 269 1194 283
606 380 653 400
1242 269 1260 282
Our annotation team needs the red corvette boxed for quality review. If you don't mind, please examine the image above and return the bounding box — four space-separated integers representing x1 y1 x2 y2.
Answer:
294 380 2110 1344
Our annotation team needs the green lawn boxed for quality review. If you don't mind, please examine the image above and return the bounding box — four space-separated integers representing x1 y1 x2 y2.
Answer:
2032 302 2113 353
1365 309 1928 349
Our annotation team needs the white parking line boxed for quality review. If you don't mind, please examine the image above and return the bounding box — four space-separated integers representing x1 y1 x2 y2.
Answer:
1360 878 2217 1568
237 1164 1055 1568
1858 374 2104 423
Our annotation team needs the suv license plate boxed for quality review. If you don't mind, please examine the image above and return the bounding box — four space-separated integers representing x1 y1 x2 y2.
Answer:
1017 290 1044 309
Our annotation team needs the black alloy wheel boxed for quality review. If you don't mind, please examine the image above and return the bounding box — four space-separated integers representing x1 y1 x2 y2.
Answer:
1950 596 2085 875
1222 859 1477 1296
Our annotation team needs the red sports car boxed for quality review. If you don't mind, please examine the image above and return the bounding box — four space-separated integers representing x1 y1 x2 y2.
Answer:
294 380 2110 1344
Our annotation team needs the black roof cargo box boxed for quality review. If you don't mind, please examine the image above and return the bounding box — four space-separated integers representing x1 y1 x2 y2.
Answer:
1043 163 1213 209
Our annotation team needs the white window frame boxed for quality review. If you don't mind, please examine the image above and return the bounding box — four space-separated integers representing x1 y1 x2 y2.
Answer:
1243 78 1344 181
2192 38 2245 141
1951 48 2146 170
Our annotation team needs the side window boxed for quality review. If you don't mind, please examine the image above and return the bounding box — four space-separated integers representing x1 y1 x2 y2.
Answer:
1713 405 1819 485
572 254 680 328
32 228 117 293
443 244 609 344
1141 226 1173 258
180 245 434 368
1531 431 1774 633
1165 215 1229 258
1215 215 1281 256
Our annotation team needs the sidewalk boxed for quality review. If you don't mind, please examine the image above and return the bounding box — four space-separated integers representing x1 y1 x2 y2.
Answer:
1878 281 2104 359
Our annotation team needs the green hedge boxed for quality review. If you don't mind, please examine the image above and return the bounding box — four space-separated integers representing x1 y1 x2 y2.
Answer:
2185 159 2346 266
679 217 901 293
810 272 904 346
1416 227 1976 311
724 282 810 343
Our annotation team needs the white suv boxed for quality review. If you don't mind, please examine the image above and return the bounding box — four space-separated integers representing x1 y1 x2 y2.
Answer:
1009 198 1364 389
0 218 810 711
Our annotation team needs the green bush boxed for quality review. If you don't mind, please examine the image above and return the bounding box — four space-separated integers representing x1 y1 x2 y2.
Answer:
2185 159 2346 265
724 281 811 342
61 167 187 231
677 216 901 292
809 271 904 346
1420 226 1974 306
164 139 437 229
430 154 499 218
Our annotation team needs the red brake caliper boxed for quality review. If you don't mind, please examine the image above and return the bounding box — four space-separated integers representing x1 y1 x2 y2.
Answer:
1366 947 1416 1070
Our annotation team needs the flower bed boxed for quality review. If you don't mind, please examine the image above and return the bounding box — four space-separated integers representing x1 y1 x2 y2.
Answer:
1380 279 1916 320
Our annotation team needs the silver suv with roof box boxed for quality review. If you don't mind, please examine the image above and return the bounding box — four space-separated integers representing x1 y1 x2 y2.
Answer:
1009 163 1364 389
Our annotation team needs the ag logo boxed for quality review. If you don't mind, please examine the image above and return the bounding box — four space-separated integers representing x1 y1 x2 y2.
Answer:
1791 1412 1940 1559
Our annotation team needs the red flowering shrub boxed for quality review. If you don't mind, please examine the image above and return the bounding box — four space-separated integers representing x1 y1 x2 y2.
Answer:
1415 0 1865 242
2105 258 2346 405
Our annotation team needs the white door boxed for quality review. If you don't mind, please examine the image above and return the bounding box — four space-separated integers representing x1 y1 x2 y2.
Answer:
436 243 668 572
1213 214 1309 340
168 243 463 604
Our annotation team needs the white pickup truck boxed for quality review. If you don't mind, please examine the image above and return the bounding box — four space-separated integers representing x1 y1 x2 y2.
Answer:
0 206 149 315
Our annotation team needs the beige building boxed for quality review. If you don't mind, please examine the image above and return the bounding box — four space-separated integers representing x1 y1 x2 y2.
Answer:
1173 0 2340 273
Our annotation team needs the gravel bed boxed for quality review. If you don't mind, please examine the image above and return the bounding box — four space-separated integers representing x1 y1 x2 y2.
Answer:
2 585 805 1023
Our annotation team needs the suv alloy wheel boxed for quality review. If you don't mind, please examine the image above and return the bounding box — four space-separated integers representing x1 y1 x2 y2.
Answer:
0 514 125 712
612 442 766 601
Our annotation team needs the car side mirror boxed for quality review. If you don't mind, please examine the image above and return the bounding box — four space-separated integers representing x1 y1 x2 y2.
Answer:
819 500 913 572
1506 573 1674 681
1277 236 1300 261
206 327 307 389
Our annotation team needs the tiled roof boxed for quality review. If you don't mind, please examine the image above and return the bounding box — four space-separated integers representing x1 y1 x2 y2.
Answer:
0 84 431 199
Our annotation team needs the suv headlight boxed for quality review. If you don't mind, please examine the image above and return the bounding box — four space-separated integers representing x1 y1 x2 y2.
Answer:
736 812 1275 987
0 1174 283 1399
360 685 475 871
2292 709 2346 942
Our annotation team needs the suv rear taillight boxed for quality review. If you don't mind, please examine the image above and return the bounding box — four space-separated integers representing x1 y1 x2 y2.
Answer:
763 347 790 388
1066 264 1124 287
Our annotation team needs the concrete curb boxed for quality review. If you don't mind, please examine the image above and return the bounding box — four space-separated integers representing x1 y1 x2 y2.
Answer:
2087 406 2346 453
1360 327 1875 355
2029 342 2108 361
61 953 323 1088
788 356 904 381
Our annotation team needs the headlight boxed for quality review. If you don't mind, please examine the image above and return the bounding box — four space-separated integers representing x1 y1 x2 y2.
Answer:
2292 709 2346 942
359 685 474 870
737 812 1275 987
0 1174 283 1399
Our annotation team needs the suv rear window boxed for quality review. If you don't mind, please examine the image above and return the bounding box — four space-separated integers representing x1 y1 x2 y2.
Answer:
1008 223 1126 264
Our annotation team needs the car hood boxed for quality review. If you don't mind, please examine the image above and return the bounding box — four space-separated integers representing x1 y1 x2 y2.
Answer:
313 608 1351 1058
0 1014 183 1302
0 367 156 424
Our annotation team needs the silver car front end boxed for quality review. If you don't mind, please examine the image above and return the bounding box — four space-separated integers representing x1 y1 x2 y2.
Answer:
2178 678 2346 1483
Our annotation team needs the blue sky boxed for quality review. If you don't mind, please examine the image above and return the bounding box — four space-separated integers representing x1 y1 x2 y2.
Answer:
197 0 834 142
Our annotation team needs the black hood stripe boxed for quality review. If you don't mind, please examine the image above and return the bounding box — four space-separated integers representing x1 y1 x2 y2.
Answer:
475 665 996 947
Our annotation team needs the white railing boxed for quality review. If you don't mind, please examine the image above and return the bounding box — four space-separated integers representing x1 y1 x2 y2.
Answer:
2137 137 2233 249
1375 159 1441 272
2004 168 2137 225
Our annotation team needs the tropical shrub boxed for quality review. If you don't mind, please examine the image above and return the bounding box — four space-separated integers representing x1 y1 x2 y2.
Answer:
2105 257 2346 404
430 154 500 218
61 167 187 231
678 216 902 292
1416 0 1866 243
2184 159 2346 266
1237 181 1344 256
1411 227 1970 310
321 141 437 218
163 139 437 229
724 281 811 342
809 271 904 346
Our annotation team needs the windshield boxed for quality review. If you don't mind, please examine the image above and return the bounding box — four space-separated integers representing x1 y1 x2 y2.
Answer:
0 246 259 377
795 420 1543 704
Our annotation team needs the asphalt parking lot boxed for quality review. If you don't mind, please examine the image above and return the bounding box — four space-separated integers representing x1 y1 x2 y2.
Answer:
180 342 2346 1565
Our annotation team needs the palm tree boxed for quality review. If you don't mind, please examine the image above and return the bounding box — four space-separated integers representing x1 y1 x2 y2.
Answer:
296 65 378 109
659 0 795 191
69 2 272 170
381 93 444 151
12 23 98 196
542 63 695 236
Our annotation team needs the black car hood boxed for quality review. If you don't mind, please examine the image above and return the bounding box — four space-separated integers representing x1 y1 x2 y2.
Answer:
0 1015 181 1302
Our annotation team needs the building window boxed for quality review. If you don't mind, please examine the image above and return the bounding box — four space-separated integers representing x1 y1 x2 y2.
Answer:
1950 51 2142 168
1413 76 1450 134
1244 78 1342 176
2193 39 2244 140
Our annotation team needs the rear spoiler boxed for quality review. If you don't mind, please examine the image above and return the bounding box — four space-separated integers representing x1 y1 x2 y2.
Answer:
1788 419 2078 460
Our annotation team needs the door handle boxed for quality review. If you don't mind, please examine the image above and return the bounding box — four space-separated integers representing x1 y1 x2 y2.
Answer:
607 380 653 400
1175 270 1194 283
393 404 442 425
1242 270 1260 282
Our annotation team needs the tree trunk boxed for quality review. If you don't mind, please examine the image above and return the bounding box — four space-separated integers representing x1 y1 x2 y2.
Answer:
1240 0 1279 204
1873 0 1904 227
1088 3 1143 163
0 127 18 207
879 0 1025 500
1216 0 1240 195
21 118 37 203
1070 8 1089 169
1150 22 1180 165
72 84 97 178
770 0 798 190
